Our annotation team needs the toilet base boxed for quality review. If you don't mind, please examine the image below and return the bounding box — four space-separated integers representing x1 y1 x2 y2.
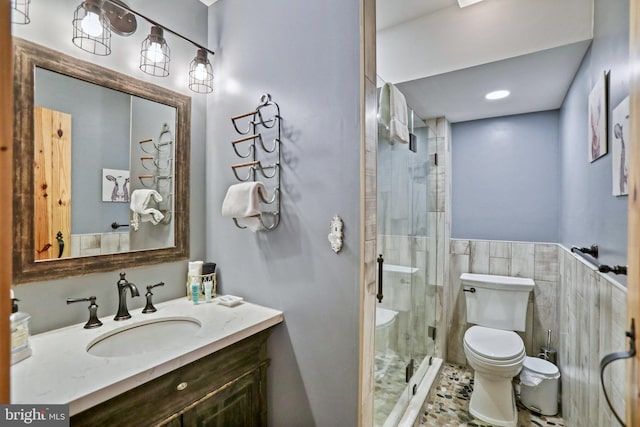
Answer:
469 371 518 427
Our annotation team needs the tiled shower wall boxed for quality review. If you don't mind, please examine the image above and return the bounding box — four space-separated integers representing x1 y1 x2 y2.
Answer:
425 117 451 362
447 238 628 425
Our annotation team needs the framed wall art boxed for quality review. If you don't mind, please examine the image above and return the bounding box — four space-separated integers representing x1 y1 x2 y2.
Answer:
611 96 629 196
588 71 608 162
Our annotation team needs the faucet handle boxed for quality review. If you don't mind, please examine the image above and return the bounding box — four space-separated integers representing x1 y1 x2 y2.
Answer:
67 296 103 329
118 272 129 286
142 282 165 314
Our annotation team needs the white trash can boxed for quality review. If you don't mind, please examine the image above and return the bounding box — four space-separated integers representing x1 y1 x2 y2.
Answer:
519 356 560 416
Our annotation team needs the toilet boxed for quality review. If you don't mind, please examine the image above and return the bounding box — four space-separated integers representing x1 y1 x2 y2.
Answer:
375 307 398 353
460 273 535 427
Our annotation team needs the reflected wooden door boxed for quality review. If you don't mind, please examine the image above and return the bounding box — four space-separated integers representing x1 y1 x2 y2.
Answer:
628 0 640 424
34 107 71 260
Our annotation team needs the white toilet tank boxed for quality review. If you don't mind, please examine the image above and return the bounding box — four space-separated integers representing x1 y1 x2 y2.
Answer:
461 273 534 332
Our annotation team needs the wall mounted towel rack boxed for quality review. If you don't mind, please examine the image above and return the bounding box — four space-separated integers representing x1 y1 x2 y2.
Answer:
571 243 627 275
135 123 174 225
229 93 281 231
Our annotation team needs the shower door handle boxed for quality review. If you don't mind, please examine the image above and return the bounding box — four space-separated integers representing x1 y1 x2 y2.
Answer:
377 254 384 303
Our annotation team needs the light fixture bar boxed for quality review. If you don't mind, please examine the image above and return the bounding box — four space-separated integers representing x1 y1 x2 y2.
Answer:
103 0 214 57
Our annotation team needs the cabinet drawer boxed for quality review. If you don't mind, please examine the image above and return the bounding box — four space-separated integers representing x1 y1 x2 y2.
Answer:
71 330 270 427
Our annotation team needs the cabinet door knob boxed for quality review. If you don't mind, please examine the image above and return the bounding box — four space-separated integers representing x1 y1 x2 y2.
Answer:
176 382 188 391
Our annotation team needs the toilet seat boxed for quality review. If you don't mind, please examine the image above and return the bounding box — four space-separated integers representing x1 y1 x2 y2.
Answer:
375 307 398 328
464 326 524 361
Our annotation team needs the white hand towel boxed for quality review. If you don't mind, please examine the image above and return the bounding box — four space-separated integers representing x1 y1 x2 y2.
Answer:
378 82 410 144
188 261 203 276
129 189 164 231
221 182 268 232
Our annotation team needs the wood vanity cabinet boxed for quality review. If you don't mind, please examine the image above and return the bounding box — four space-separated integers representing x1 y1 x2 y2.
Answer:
71 330 271 427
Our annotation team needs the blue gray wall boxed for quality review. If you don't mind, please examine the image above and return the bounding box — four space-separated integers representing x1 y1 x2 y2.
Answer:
558 0 629 275
11 0 208 333
206 0 361 425
35 68 131 235
451 111 560 242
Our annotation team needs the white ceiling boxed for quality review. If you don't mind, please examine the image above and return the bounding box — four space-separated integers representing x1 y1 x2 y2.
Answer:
200 0 593 123
376 0 594 123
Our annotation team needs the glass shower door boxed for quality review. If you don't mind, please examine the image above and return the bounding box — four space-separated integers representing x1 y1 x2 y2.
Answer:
374 112 434 427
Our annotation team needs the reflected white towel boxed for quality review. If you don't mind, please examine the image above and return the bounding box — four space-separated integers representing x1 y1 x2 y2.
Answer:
129 189 164 231
221 182 267 232
378 82 409 144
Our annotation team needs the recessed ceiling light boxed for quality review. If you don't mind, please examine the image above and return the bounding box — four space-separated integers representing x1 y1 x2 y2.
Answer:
458 0 484 7
485 90 510 100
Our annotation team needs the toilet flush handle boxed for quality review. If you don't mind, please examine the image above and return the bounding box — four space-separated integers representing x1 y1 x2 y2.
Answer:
463 287 476 293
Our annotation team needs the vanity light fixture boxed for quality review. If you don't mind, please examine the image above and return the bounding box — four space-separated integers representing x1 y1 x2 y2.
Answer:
485 90 510 100
10 0 31 25
72 0 112 56
67 0 214 92
189 49 214 94
140 26 170 77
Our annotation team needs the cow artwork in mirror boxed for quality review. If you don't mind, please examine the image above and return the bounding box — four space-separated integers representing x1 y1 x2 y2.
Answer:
13 39 190 283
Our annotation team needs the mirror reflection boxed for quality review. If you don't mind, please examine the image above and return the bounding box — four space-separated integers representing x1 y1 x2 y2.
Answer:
13 38 190 284
34 68 176 261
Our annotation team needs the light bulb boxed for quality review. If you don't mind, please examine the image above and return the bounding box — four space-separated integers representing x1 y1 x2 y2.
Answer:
194 63 208 81
145 42 164 63
81 11 103 37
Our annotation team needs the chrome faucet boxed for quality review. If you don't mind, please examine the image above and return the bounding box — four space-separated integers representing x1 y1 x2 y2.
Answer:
114 272 139 320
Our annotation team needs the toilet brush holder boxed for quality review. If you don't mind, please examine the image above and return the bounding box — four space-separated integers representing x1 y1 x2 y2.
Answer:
538 347 557 365
538 329 557 365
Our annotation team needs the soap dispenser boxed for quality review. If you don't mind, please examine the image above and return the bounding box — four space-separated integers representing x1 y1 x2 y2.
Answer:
10 290 32 365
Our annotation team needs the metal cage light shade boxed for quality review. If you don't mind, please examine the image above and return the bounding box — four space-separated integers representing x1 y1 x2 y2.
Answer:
140 26 170 77
72 0 111 56
189 49 213 94
10 0 31 25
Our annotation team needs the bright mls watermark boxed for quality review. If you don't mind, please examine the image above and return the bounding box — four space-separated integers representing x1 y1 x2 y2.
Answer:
0 405 68 426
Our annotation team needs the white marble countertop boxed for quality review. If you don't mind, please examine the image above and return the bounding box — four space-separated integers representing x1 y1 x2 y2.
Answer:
11 297 284 415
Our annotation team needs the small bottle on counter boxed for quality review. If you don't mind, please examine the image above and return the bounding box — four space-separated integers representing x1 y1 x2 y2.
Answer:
190 278 201 305
204 278 213 303
10 290 32 365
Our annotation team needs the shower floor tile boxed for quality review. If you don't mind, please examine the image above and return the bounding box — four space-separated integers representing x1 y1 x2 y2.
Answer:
417 363 565 427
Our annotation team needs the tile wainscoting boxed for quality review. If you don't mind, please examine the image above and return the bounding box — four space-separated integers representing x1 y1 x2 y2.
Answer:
70 232 129 258
448 239 627 426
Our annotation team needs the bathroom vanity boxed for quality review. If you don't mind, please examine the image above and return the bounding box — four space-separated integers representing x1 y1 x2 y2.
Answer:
11 298 283 426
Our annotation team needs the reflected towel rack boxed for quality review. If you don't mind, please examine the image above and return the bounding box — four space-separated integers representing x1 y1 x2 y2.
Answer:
111 221 129 230
228 93 281 231
571 244 627 275
134 123 175 225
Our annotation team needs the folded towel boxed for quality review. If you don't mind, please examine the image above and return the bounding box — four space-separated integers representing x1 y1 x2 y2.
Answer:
130 189 164 231
202 262 217 275
221 182 268 232
188 261 203 276
378 82 410 144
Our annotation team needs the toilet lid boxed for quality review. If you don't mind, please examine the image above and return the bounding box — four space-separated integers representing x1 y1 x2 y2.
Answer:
464 326 524 360
523 356 558 375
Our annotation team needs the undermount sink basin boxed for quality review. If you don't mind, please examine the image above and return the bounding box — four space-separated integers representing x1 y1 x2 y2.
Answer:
87 317 202 358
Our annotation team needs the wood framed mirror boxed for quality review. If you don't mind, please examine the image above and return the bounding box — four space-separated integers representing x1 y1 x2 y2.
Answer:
13 38 190 284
